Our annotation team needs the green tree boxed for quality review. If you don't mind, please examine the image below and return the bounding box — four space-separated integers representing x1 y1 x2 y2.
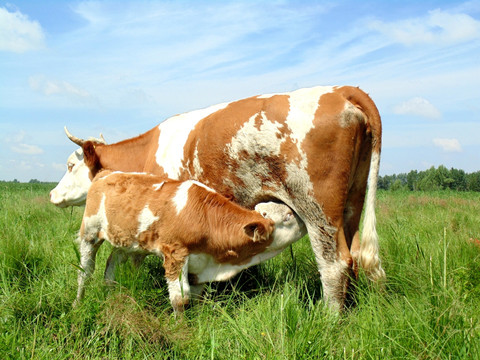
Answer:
449 168 467 191
467 171 480 192
407 170 418 191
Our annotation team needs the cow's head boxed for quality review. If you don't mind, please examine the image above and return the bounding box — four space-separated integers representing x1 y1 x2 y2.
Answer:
49 127 106 208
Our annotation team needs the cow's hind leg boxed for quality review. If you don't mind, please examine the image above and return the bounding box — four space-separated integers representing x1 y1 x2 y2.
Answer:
73 237 103 307
307 223 352 311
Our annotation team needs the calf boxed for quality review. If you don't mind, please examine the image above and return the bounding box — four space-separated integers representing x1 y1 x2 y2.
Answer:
75 171 303 312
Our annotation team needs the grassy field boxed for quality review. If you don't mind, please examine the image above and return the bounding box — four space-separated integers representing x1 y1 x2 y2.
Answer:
1 182 479 359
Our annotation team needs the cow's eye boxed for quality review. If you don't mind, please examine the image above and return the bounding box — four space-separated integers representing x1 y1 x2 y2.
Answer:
67 163 74 172
284 213 293 222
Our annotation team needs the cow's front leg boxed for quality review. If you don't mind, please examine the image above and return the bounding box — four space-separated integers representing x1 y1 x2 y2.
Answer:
73 237 103 307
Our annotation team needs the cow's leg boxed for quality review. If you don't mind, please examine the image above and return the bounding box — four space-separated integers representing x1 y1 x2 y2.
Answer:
73 237 103 307
307 222 352 311
166 259 190 313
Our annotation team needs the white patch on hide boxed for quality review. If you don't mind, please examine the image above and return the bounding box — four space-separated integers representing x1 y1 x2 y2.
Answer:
227 112 284 158
173 180 213 215
192 143 204 178
156 102 229 179
286 86 333 145
83 193 109 242
172 181 193 215
338 102 363 128
224 112 285 200
136 205 159 236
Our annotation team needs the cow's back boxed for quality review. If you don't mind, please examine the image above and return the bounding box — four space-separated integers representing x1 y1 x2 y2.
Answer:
167 86 370 212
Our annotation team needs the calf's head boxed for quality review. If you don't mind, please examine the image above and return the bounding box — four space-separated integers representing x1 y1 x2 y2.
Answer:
49 127 105 208
243 220 274 243
255 202 306 248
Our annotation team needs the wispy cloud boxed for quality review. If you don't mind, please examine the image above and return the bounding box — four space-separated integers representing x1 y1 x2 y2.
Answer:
368 9 480 46
29 75 98 105
393 97 442 119
0 6 45 53
5 130 44 155
11 143 44 155
433 138 462 152
29 75 89 97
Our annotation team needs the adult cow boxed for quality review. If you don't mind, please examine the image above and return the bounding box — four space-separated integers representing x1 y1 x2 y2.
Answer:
51 85 385 310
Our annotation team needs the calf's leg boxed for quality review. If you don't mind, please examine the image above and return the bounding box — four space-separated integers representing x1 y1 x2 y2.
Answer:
166 259 190 313
160 244 191 313
73 237 103 307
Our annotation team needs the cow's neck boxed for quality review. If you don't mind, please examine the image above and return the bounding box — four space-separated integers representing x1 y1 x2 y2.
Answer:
96 126 161 173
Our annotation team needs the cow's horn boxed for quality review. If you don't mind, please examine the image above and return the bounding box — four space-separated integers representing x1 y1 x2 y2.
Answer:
64 126 85 146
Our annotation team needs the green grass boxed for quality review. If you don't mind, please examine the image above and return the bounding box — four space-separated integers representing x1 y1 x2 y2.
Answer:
1 184 479 359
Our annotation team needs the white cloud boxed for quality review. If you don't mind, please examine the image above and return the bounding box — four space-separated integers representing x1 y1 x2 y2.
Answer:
0 6 45 53
11 143 44 155
5 130 44 155
393 97 441 119
29 75 90 97
369 9 480 46
52 163 66 172
29 75 97 106
433 138 462 152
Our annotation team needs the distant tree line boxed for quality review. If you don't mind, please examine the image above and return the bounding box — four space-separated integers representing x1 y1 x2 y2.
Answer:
1 179 54 184
378 165 480 192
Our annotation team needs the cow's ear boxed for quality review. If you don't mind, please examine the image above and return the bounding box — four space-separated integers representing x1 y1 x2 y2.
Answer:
244 222 268 242
82 141 102 178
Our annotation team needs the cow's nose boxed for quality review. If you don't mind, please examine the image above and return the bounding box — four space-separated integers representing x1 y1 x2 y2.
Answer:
49 189 57 203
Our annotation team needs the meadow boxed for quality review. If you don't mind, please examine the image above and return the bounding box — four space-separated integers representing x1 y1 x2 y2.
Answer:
1 182 479 359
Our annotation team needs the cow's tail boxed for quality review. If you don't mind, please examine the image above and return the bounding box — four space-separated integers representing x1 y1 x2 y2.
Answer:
359 149 385 282
356 89 386 283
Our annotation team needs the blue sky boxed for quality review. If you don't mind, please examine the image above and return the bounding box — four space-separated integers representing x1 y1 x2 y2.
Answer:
1 0 479 182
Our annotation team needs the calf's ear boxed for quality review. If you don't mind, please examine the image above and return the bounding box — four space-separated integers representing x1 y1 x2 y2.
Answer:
243 222 269 242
